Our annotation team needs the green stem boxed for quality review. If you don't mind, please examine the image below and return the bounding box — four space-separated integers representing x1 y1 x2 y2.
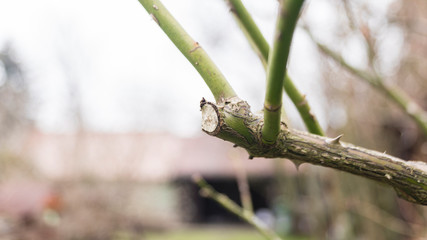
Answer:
307 28 427 136
226 0 269 68
309 34 377 85
262 0 305 144
284 75 324 135
193 175 283 240
231 152 254 212
138 0 236 103
226 0 324 136
380 83 427 136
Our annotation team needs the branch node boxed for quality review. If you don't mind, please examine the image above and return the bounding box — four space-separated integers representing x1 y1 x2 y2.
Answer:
189 42 201 53
264 103 282 112
297 94 307 106
199 189 210 198
200 100 427 205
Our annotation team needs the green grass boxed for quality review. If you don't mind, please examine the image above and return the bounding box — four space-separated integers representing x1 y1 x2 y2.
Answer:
144 225 310 240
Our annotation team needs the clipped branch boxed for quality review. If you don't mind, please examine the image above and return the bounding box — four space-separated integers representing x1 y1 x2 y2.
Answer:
263 0 306 144
201 98 427 205
192 174 282 240
226 0 324 136
138 0 236 102
306 28 427 136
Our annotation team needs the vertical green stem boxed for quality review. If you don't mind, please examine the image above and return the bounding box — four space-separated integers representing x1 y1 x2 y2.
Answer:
226 0 270 68
262 0 305 144
138 0 236 102
284 76 324 135
226 0 324 136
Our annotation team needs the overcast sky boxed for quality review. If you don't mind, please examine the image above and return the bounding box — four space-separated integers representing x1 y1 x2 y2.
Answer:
0 0 397 137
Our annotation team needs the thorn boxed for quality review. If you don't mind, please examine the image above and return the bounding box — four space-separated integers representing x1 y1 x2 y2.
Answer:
152 4 159 10
297 95 307 106
233 144 238 148
248 155 254 160
291 160 303 170
326 134 343 145
383 150 387 154
280 121 288 128
308 111 315 120
150 13 159 25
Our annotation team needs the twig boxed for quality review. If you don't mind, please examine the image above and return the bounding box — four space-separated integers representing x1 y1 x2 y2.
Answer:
348 200 426 237
226 0 324 136
341 0 357 31
192 174 283 240
305 27 427 136
226 0 269 68
262 0 306 144
230 149 253 212
137 0 236 103
283 76 324 135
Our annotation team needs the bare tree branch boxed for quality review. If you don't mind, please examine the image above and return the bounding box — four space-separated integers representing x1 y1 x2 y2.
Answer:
201 98 427 205
305 27 427 136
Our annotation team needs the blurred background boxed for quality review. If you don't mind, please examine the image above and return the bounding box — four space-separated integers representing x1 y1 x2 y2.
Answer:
0 0 426 239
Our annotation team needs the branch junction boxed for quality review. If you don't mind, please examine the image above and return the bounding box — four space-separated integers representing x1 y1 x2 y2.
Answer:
201 97 427 205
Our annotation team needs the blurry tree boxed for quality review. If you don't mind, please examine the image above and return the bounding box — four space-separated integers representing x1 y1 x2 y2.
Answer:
0 44 31 147
0 44 35 180
314 0 427 160
304 2 427 238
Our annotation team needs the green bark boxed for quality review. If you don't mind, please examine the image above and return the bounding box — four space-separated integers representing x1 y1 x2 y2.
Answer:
263 0 305 144
226 0 324 136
